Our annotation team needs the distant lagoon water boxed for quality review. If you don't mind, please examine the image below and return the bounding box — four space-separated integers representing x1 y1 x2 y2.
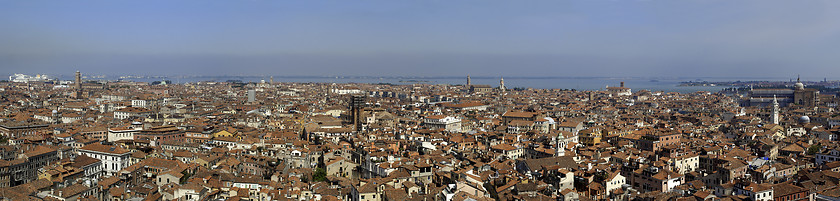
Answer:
66 75 734 93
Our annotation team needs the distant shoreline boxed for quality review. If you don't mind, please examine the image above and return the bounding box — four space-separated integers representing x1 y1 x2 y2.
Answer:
15 73 840 93
39 74 834 81
679 80 840 87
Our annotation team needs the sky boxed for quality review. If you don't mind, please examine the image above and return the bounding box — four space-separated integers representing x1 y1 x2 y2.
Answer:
2 0 840 79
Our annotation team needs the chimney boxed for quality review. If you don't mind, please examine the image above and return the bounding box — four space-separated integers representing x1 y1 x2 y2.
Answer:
620 82 625 88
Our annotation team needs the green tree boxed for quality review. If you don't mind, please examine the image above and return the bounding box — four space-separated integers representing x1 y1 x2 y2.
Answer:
313 168 327 182
484 182 499 200
807 145 821 155
180 170 193 184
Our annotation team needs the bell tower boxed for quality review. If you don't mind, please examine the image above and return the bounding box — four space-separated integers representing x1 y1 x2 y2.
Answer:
75 71 83 98
772 95 779 125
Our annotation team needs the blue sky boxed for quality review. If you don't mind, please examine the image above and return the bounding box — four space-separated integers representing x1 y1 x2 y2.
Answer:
2 0 840 78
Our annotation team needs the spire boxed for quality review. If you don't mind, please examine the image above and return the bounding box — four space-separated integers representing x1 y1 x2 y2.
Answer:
499 76 505 92
772 95 779 125
794 74 805 90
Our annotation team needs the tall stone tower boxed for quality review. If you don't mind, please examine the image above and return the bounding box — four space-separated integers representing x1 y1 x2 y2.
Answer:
75 71 82 98
556 138 566 156
350 95 366 132
247 89 256 103
772 95 779 125
467 75 471 86
75 71 81 89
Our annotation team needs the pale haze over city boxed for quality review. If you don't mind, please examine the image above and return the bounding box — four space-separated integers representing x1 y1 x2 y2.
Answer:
3 0 840 79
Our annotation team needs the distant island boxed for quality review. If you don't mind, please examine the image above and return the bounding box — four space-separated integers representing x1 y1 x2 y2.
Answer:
399 80 431 83
678 81 721 87
680 80 840 88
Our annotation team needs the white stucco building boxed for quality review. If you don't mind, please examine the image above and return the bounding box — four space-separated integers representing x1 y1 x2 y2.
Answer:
77 143 131 176
423 115 461 132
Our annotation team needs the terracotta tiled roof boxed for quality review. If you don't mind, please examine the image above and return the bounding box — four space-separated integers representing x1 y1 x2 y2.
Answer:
80 143 129 155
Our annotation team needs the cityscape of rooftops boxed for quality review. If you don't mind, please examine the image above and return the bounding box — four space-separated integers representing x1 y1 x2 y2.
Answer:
2 1 840 201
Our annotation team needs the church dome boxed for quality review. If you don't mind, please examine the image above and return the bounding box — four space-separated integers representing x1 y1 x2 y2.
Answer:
543 117 556 124
799 115 810 124
795 82 804 90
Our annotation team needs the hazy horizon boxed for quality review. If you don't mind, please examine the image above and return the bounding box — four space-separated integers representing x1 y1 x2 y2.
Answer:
15 73 840 80
4 0 840 78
